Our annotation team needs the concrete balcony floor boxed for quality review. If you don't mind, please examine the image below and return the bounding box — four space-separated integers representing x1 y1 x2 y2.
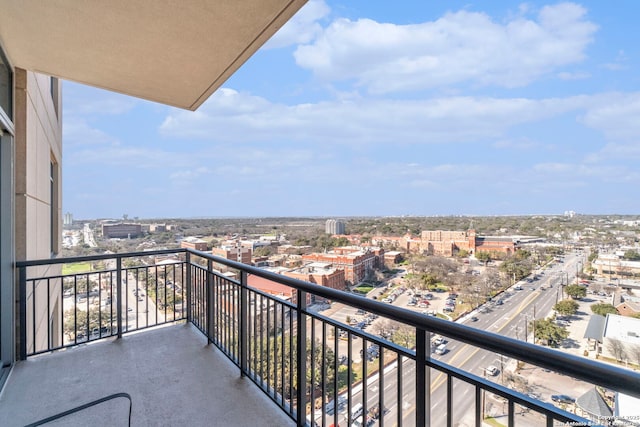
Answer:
0 323 295 427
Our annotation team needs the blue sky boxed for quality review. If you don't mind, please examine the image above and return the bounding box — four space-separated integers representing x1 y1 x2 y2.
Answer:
63 1 640 219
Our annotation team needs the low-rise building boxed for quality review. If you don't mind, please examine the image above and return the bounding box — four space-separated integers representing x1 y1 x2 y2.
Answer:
302 247 384 284
180 237 208 251
212 240 252 264
284 262 346 292
102 223 142 239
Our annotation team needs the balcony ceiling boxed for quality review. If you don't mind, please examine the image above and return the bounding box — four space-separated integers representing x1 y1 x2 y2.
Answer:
0 0 306 110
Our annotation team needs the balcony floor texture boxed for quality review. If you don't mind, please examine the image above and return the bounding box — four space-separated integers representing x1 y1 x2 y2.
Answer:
0 323 295 427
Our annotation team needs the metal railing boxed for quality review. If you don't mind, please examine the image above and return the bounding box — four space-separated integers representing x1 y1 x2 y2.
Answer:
17 248 640 427
24 392 132 427
17 249 187 358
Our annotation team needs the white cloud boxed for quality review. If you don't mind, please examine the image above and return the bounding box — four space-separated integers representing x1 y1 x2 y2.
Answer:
264 0 330 49
293 3 597 93
492 138 540 150
160 88 592 145
63 117 120 148
63 82 136 116
557 71 590 80
580 93 640 141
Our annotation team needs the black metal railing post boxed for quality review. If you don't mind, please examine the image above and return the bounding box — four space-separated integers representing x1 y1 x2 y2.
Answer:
185 251 192 323
296 289 307 427
240 270 248 377
19 265 27 360
416 327 427 427
206 259 213 344
116 256 123 338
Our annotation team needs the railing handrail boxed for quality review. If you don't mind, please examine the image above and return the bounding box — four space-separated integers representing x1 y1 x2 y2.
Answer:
15 248 188 268
184 249 640 400
16 248 640 400
23 392 132 427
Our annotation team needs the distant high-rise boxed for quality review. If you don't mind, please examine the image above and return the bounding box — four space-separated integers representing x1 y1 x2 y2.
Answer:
63 212 73 226
325 219 346 235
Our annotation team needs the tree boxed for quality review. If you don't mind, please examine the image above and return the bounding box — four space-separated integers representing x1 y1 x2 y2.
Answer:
623 250 640 261
475 251 491 265
590 303 618 316
564 284 587 300
553 300 579 317
253 336 338 400
457 249 469 258
628 345 640 367
253 246 273 257
530 318 569 347
606 338 627 362
391 323 416 349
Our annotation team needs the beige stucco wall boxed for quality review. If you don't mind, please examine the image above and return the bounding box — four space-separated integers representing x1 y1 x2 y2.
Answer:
14 68 63 354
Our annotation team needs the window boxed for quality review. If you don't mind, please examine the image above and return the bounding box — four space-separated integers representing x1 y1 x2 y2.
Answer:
0 46 12 121
50 77 59 117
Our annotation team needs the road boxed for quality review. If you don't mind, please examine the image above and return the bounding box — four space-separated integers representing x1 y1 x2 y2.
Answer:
314 252 591 426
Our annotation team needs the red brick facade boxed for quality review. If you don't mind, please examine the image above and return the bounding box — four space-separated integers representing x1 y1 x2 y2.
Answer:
302 247 384 283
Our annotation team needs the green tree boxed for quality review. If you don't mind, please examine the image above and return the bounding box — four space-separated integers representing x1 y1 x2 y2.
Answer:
253 246 273 257
253 336 338 400
565 285 587 300
391 324 416 349
553 300 579 317
475 251 491 265
623 250 640 261
531 318 569 347
590 303 618 316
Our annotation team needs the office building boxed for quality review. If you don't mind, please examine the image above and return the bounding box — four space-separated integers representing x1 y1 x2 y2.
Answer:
325 219 346 235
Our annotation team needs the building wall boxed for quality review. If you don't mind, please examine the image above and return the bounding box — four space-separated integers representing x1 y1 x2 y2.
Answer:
14 68 63 355
420 230 473 256
283 268 346 292
102 223 142 238
475 240 516 255
212 245 252 264
180 240 208 251
325 219 345 235
302 249 383 283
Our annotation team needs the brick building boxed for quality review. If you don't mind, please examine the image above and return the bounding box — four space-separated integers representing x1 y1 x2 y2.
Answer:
302 247 384 284
474 236 517 255
212 240 252 264
284 263 346 292
420 229 517 256
180 237 208 251
371 233 421 253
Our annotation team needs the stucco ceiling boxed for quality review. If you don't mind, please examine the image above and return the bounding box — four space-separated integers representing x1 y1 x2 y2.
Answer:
0 0 306 110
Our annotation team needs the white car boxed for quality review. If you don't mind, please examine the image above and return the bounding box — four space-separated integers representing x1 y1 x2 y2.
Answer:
486 365 499 376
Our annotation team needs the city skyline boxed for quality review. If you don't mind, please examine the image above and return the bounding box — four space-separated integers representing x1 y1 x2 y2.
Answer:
63 1 640 219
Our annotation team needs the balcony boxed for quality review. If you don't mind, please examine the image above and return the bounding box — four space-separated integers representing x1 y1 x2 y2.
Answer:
3 248 640 426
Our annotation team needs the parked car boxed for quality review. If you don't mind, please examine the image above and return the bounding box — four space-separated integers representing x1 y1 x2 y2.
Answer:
551 394 575 404
485 365 499 376
434 344 448 355
433 336 446 346
424 293 434 300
